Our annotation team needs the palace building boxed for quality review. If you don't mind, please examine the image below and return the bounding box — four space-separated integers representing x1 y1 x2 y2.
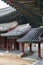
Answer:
0 0 43 59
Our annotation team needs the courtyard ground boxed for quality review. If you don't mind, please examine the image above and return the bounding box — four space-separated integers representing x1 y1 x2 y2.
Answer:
0 44 43 65
0 56 36 65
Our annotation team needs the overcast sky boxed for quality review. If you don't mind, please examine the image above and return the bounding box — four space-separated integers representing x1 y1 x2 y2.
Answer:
0 0 9 9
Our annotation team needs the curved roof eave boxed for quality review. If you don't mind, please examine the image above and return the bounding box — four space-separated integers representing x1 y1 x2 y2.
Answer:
0 6 16 17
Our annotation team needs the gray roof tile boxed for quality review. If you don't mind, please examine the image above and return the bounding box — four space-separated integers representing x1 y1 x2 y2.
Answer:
17 28 43 43
1 23 31 39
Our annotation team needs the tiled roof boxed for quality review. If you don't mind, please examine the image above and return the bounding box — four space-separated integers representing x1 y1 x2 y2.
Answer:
0 6 16 17
17 27 43 43
0 21 18 33
2 0 43 27
1 23 31 38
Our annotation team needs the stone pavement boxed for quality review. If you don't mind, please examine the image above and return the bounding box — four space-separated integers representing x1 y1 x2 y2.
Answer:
35 60 43 65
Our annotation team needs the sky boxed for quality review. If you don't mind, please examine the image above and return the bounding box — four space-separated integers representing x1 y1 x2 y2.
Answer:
0 0 9 9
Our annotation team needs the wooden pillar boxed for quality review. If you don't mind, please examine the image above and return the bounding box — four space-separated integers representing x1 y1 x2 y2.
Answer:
6 38 9 51
14 39 19 50
4 37 7 49
16 42 19 50
10 43 12 50
38 42 42 59
0 36 1 48
29 43 32 51
5 37 9 51
19 43 24 53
